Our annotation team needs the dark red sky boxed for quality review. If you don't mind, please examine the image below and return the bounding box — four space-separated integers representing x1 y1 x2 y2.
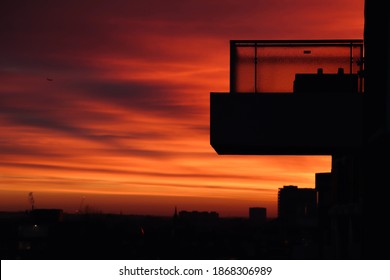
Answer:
0 0 364 217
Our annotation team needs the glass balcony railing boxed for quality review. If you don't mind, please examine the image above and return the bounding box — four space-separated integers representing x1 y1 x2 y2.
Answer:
229 39 364 94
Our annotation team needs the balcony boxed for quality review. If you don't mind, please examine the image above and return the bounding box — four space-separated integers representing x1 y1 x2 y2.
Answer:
210 40 364 155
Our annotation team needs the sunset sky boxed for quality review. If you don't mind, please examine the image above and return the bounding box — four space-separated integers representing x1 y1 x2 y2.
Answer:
0 0 364 217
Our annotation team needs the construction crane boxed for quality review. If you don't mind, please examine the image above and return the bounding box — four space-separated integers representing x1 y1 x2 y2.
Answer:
28 192 35 211
77 196 86 214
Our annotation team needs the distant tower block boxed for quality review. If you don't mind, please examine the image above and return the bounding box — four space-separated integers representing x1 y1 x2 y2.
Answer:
249 207 267 223
277 185 317 222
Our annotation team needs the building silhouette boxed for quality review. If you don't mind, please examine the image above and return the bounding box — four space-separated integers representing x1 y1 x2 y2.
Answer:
178 210 219 221
277 186 317 224
249 207 267 223
210 0 390 259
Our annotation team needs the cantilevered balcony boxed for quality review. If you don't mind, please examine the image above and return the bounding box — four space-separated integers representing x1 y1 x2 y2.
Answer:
210 40 364 155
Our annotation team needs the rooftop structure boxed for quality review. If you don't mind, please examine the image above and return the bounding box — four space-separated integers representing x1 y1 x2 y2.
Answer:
211 39 364 155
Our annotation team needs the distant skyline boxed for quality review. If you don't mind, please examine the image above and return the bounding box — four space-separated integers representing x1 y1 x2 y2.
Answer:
0 0 363 217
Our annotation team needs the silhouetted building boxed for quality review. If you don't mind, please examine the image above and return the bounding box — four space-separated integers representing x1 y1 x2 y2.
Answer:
278 185 317 224
178 210 219 221
249 207 267 223
315 172 333 257
29 209 64 224
211 39 364 155
315 173 332 218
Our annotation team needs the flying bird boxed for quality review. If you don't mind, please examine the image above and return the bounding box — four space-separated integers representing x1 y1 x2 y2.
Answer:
47 78 53 81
